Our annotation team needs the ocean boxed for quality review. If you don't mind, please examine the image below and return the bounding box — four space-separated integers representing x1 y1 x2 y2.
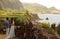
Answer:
38 14 60 26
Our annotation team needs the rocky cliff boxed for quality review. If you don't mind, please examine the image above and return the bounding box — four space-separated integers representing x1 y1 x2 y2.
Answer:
0 0 23 10
15 21 60 39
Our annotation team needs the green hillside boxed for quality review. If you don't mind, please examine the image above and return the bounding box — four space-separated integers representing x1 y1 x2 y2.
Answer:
0 0 26 17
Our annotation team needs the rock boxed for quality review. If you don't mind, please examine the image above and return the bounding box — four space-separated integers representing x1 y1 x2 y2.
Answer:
48 35 58 39
56 24 60 36
15 22 60 39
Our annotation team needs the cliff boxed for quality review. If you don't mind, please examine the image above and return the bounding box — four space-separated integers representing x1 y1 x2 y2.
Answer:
0 0 23 10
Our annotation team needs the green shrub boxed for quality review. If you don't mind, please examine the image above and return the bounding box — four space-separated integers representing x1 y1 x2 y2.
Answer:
39 23 52 30
14 15 28 26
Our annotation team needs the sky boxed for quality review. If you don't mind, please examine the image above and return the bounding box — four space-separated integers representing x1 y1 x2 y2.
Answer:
20 0 60 10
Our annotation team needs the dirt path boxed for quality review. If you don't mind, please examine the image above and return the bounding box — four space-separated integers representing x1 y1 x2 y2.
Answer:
0 34 18 39
0 34 6 39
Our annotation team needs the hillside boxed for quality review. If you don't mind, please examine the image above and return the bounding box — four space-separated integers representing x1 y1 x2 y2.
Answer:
23 3 60 14
0 0 23 10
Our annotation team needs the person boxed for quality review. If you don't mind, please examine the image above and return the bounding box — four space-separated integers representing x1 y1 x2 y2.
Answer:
5 17 9 36
5 18 15 39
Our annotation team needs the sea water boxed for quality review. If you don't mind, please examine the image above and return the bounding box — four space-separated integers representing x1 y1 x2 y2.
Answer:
38 14 60 26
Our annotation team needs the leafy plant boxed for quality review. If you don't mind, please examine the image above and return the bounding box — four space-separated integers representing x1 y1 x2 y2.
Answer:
39 23 52 30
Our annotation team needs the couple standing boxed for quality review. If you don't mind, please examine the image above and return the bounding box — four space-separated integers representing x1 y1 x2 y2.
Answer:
5 18 15 39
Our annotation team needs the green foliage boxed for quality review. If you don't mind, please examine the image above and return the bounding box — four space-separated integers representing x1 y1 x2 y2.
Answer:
0 26 5 29
14 11 34 26
0 8 26 17
0 8 35 31
14 15 28 26
40 23 52 30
